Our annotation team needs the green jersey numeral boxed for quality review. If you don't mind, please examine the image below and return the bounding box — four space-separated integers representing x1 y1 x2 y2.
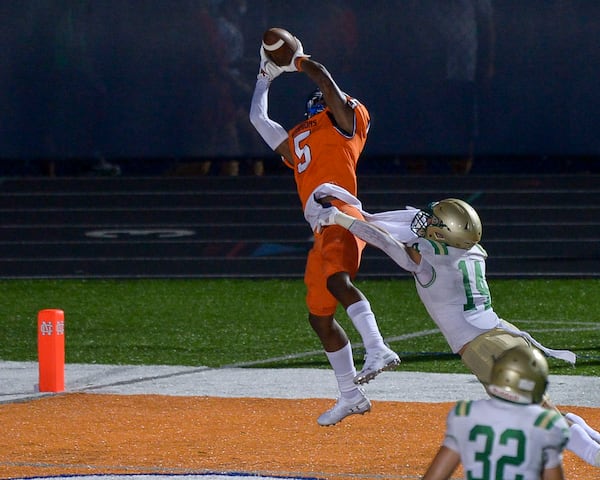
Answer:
458 259 492 311
468 425 526 480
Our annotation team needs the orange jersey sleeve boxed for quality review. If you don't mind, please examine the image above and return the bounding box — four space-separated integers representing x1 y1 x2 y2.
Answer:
286 98 370 208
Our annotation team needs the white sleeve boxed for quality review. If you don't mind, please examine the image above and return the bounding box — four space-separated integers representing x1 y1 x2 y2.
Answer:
441 407 460 453
346 217 420 272
249 77 289 150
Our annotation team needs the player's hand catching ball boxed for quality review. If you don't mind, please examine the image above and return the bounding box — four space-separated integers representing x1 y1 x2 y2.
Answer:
257 46 284 82
281 37 310 73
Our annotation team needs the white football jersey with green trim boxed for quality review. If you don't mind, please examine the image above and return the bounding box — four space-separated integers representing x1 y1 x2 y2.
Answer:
409 238 501 352
444 398 569 479
346 215 576 362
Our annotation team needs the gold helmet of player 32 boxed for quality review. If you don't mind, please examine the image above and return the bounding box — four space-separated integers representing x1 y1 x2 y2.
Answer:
410 198 482 249
487 345 549 404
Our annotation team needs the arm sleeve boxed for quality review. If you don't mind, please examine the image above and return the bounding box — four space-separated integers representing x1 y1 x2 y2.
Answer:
249 77 289 151
344 215 420 272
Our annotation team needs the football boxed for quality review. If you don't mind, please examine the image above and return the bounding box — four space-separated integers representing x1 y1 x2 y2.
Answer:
262 27 298 67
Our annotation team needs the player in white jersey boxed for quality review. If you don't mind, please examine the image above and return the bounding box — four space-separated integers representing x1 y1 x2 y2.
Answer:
423 345 569 480
315 197 600 468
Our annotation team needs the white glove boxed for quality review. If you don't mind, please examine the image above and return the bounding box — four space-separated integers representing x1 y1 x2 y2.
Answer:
258 46 284 81
315 205 341 234
281 37 311 72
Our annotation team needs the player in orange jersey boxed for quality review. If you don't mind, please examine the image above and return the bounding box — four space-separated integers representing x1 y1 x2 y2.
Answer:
249 35 402 426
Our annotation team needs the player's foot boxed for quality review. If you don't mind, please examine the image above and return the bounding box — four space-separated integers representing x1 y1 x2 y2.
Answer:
354 346 400 385
567 423 600 467
317 389 371 426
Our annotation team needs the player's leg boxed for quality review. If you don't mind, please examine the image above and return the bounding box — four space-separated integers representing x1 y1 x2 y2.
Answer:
320 208 400 385
346 296 401 385
460 329 529 386
305 243 370 426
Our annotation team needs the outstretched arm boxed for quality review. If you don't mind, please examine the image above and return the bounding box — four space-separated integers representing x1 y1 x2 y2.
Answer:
249 48 293 162
275 36 354 134
250 34 354 160
318 206 422 272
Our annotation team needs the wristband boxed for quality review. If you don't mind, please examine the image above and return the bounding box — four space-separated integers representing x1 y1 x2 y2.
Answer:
336 212 356 230
295 56 308 72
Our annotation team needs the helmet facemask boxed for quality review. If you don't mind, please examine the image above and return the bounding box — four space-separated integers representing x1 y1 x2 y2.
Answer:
410 204 433 237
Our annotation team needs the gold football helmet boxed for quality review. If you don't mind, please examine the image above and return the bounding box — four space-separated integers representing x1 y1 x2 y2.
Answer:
487 345 549 404
410 198 482 249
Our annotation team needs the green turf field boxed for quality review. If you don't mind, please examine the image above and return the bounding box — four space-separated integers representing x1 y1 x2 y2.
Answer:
1 278 598 376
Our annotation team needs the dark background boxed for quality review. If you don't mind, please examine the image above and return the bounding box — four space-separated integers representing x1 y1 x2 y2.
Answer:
1 0 599 175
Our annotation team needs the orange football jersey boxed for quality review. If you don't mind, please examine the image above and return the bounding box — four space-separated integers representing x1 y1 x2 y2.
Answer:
285 98 370 208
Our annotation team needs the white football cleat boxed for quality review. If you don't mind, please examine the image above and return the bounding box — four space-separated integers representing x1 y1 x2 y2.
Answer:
317 389 371 426
565 412 600 443
354 346 401 385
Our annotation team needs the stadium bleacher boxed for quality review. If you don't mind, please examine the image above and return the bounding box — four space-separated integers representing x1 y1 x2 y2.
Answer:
1 172 598 279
